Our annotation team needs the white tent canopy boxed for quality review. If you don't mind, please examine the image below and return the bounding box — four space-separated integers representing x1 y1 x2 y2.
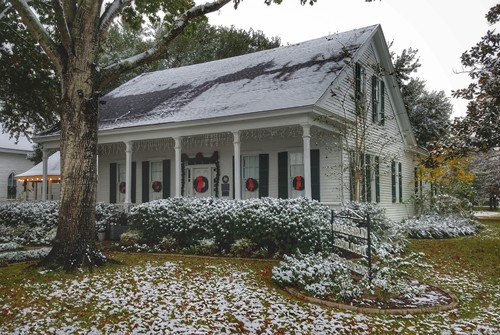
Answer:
15 151 60 181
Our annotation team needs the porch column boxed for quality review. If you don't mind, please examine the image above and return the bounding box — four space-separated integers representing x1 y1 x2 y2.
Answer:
124 141 133 206
174 137 182 197
302 124 312 199
233 131 241 200
41 149 48 201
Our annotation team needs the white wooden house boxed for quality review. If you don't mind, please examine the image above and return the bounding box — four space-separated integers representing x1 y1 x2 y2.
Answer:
35 25 424 221
0 125 34 201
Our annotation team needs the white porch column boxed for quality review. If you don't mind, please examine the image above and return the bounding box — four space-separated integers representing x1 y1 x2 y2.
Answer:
302 124 312 199
41 149 48 201
124 141 133 206
174 137 182 197
233 131 241 200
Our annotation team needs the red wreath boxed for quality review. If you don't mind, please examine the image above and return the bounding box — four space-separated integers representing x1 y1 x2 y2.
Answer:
152 180 162 192
293 176 305 191
193 176 209 193
245 178 259 192
119 181 126 194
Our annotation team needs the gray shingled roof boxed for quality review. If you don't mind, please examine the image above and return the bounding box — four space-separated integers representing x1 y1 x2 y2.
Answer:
98 25 377 130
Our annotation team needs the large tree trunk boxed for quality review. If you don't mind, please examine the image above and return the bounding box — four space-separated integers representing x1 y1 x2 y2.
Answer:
39 56 105 270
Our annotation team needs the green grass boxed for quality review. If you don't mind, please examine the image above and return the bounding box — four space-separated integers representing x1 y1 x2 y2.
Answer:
408 218 500 281
0 222 499 334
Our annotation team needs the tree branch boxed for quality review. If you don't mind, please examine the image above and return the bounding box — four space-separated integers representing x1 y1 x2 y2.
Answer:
51 0 72 55
8 0 63 74
99 0 132 34
98 0 232 89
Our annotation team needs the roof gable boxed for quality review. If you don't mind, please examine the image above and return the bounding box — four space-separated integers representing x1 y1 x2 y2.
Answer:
99 25 378 130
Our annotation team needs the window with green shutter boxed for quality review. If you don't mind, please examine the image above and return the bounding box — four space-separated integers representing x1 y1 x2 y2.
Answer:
372 76 385 124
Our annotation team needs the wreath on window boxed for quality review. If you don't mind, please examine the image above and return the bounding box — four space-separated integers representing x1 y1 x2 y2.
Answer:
119 181 126 194
193 176 209 193
245 178 259 192
152 180 162 193
292 176 305 191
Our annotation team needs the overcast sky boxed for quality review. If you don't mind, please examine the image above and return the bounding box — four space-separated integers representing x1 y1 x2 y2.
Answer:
205 0 499 118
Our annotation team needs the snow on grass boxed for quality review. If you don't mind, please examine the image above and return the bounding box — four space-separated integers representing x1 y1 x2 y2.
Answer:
0 258 498 334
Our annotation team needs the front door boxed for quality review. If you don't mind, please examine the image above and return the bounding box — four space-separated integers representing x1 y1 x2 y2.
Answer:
186 165 213 197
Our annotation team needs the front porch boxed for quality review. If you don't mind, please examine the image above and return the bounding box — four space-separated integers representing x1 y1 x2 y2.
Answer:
94 124 343 209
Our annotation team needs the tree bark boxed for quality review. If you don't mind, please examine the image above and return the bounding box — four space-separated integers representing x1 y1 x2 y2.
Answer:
39 56 105 270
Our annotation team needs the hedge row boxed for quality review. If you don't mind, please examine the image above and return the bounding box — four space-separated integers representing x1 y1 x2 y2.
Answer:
128 197 332 255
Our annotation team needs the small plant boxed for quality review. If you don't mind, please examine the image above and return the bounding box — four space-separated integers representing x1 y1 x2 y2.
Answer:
230 238 255 258
120 230 142 247
195 237 218 256
158 235 177 252
272 252 360 301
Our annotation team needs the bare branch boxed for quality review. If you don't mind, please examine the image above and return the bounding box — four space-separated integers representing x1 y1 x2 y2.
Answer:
8 0 63 74
98 0 232 88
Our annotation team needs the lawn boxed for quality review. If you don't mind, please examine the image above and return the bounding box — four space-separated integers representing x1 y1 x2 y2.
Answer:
0 218 499 334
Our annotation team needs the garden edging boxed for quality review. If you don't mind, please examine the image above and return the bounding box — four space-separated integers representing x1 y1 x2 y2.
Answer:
284 285 459 315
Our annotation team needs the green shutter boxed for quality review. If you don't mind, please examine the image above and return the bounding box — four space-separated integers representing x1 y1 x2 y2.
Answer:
163 159 171 199
278 152 288 199
398 162 403 203
142 161 150 203
109 163 117 203
375 156 380 203
380 80 385 125
355 63 361 98
311 149 320 201
391 160 396 203
259 154 269 198
414 167 418 195
131 162 136 203
349 152 354 201
360 154 365 202
372 76 378 122
365 154 371 203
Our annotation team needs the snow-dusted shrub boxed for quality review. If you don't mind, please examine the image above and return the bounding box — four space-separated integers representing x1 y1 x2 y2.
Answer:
129 197 331 255
0 201 59 245
366 252 428 298
95 202 123 232
158 235 177 252
0 247 51 265
120 230 142 247
0 201 59 227
230 238 255 258
402 215 484 239
0 242 22 252
272 251 429 302
272 252 360 300
430 194 473 217
194 237 218 256
0 201 126 245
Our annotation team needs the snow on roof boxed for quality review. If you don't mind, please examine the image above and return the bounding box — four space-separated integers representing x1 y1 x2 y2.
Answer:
15 151 60 179
0 123 32 152
98 25 377 131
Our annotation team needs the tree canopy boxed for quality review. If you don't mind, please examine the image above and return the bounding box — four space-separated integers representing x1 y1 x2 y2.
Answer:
452 4 500 151
2 0 321 271
391 47 453 148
